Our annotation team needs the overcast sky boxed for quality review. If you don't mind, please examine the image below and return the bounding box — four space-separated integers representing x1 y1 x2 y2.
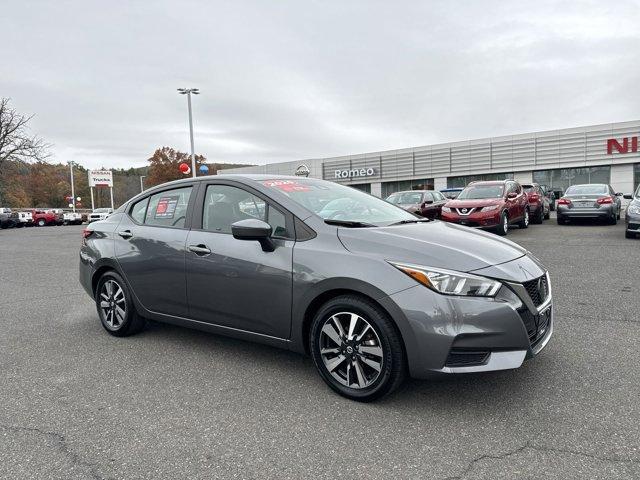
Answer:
2 1 639 170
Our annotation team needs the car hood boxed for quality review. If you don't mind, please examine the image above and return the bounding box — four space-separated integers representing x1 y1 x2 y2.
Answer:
337 220 526 273
445 198 503 208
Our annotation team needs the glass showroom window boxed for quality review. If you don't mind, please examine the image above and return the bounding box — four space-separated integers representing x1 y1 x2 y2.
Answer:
447 173 514 189
350 183 372 194
635 164 640 192
532 166 611 196
381 178 434 198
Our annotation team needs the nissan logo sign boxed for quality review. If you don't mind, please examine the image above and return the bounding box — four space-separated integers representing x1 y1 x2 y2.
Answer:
295 164 310 177
334 167 376 179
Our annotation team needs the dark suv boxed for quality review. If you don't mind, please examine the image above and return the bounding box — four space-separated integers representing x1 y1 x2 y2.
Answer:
441 180 530 236
521 183 550 224
385 190 448 219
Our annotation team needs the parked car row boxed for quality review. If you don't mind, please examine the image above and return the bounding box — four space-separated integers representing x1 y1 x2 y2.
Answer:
0 207 113 229
385 181 634 239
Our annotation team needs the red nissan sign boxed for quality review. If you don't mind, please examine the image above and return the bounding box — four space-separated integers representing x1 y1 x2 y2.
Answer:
607 136 639 154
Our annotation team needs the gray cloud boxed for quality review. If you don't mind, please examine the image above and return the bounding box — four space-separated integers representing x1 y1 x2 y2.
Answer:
1 0 639 169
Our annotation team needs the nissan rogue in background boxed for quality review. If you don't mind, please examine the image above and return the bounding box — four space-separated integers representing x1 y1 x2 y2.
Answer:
79 175 553 401
441 180 530 236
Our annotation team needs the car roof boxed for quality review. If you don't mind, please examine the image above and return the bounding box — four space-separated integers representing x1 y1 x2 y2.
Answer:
388 190 434 194
467 180 510 186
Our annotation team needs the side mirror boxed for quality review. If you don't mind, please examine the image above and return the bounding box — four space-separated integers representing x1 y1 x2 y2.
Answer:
231 219 275 252
623 194 633 200
615 192 623 196
423 199 434 205
507 192 517 199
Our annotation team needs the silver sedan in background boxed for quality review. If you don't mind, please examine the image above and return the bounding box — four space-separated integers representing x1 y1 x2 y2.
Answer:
624 185 640 239
556 184 622 225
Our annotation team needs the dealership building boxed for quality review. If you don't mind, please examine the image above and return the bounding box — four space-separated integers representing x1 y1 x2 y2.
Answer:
226 120 640 198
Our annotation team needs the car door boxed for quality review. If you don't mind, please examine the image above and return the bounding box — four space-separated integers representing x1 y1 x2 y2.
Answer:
184 181 294 339
114 184 197 317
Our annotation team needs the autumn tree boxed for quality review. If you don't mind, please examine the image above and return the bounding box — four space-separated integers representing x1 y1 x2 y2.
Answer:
145 147 207 187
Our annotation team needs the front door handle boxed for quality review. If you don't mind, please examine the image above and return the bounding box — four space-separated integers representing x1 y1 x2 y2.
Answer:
118 230 133 239
188 244 211 256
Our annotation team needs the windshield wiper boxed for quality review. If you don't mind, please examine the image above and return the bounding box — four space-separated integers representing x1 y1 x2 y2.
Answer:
324 219 377 228
388 218 432 226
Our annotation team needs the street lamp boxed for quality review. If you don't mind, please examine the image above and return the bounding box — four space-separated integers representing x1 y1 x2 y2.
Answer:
177 87 200 178
68 161 76 213
140 175 146 192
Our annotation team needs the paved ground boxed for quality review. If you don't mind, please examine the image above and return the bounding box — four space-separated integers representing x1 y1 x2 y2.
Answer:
1 218 639 479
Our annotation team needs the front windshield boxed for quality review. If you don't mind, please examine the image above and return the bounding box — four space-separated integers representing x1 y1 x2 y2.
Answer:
565 185 607 195
457 184 504 199
386 191 423 205
261 179 416 225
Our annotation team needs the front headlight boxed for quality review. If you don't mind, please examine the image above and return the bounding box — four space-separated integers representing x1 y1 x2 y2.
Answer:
389 262 502 297
628 205 640 215
441 206 451 213
480 205 499 212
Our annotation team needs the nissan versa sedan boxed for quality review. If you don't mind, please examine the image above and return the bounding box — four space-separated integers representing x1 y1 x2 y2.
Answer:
624 185 640 239
556 184 622 225
385 190 448 219
79 175 553 401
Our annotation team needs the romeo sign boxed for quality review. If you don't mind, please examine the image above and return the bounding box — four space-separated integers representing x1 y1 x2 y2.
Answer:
88 169 113 187
334 167 377 179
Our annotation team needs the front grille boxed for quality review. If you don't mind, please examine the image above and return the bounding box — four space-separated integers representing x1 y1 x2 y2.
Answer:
445 350 490 367
522 275 548 307
455 207 476 215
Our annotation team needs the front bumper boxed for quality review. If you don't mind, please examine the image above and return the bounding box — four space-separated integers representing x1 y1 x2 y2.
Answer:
625 210 640 233
441 210 501 229
382 260 553 379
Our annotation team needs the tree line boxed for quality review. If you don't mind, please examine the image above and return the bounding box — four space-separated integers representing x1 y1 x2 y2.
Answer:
0 98 252 209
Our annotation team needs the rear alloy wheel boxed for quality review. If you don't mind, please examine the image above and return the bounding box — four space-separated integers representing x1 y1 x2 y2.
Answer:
37 219 46 227
95 271 145 337
495 211 509 236
519 208 530 229
310 295 405 402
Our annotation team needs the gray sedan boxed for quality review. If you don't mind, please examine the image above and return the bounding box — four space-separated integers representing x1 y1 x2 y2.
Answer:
556 183 622 225
624 185 640 239
79 175 553 401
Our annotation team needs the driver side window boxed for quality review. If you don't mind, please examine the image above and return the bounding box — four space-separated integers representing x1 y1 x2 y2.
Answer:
144 187 193 228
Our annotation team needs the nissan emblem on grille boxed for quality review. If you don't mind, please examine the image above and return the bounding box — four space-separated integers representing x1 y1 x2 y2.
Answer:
461 208 467 213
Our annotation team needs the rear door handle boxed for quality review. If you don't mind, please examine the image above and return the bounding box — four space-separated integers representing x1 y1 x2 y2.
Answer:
118 230 133 239
188 244 211 256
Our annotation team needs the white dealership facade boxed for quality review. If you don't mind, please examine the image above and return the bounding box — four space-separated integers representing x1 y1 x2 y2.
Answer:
226 120 640 198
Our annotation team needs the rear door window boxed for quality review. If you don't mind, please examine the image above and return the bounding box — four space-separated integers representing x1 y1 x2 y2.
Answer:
144 187 193 228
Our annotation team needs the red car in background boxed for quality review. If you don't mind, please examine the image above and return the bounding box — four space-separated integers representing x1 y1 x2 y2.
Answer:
521 183 550 224
30 209 62 227
385 190 448 219
441 180 530 236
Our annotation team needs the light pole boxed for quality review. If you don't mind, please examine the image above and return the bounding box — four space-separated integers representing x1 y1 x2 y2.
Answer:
69 161 76 213
177 87 199 177
140 175 146 192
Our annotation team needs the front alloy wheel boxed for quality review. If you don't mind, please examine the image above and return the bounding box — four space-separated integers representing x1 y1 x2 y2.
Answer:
519 208 529 228
319 312 383 389
310 295 405 401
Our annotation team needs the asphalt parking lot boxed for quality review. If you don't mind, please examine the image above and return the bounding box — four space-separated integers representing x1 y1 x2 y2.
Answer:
1 219 639 479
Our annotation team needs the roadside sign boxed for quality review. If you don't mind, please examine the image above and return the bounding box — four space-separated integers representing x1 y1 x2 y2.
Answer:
88 170 113 187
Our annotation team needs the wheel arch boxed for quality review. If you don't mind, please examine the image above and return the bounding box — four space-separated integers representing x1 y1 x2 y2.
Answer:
292 278 411 360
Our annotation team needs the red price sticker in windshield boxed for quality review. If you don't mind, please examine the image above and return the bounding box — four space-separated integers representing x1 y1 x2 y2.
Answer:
262 180 311 192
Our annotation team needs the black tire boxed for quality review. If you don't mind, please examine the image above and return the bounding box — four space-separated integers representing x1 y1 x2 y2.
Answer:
310 295 406 402
544 209 550 220
557 215 567 225
532 207 543 224
95 271 145 337
495 211 508 236
550 201 555 211
608 210 617 225
518 208 530 229
625 230 635 239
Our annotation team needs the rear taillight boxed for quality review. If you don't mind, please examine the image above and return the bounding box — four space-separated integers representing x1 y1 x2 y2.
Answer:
558 198 571 205
82 228 94 246
596 196 614 204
